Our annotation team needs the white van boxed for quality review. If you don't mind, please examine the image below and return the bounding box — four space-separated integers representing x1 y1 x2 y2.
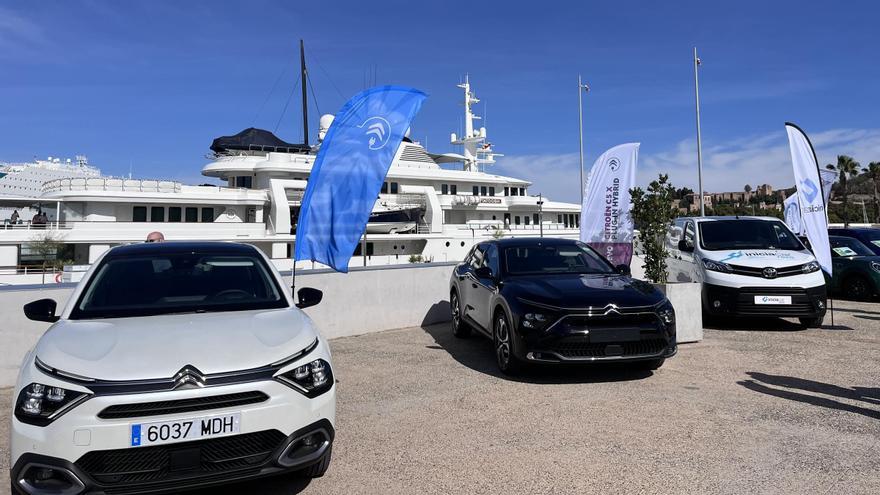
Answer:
667 216 827 327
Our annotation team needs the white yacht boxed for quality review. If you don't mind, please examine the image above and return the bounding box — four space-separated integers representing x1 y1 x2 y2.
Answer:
0 77 581 284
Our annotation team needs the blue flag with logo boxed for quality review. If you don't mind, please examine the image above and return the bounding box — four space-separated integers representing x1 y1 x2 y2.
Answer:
294 85 427 272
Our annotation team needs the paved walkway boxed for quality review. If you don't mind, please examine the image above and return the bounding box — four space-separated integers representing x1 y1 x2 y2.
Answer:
3 301 879 493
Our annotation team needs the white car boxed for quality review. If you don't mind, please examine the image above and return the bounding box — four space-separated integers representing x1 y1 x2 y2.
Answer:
9 242 335 494
667 216 827 327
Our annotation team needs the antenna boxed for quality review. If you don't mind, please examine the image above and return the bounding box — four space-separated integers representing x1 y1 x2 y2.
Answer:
300 40 309 146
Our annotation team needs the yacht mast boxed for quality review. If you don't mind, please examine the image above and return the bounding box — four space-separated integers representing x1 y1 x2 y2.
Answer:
300 39 309 146
450 75 500 172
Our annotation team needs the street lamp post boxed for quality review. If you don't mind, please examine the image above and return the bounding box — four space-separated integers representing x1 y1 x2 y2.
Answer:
693 47 705 216
537 193 544 238
577 75 591 205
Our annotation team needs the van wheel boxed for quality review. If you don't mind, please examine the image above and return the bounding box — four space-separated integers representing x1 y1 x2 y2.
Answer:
799 316 824 329
450 291 471 337
843 275 872 301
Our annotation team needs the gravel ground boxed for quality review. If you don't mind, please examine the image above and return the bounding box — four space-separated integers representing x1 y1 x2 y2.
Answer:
3 300 879 494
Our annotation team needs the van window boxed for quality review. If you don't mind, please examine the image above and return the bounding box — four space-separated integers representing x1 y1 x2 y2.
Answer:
699 220 803 251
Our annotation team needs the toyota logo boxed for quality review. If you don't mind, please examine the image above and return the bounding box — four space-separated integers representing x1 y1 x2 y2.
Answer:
762 267 778 279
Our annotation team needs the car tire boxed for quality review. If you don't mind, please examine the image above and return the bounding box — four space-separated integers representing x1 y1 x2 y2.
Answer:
637 358 665 371
799 316 824 328
298 445 332 478
843 275 873 301
450 290 471 338
493 310 523 375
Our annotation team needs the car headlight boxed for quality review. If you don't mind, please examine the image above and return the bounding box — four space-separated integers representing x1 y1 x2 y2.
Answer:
276 359 333 397
801 261 820 274
656 302 675 325
522 312 550 330
15 383 89 426
702 258 731 273
871 261 880 273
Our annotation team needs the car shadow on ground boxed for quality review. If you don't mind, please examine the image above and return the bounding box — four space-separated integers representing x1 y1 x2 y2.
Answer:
190 473 311 494
737 371 880 420
422 323 656 384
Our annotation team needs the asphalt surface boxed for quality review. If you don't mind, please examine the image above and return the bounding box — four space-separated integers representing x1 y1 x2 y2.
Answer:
3 300 879 494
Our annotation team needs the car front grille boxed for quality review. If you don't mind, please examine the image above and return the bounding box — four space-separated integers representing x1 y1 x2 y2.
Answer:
75 429 286 490
731 287 816 316
728 263 804 278
553 338 668 358
97 391 269 419
558 313 661 332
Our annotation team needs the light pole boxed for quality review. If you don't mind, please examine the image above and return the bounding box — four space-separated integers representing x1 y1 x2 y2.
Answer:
577 75 590 205
537 193 544 238
693 47 705 216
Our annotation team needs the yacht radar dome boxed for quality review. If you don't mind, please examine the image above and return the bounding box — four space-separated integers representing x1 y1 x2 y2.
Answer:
318 114 335 141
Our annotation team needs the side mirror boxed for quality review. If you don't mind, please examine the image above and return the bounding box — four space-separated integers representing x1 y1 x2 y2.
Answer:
295 287 323 309
615 264 631 276
24 298 59 323
678 239 694 252
474 266 493 279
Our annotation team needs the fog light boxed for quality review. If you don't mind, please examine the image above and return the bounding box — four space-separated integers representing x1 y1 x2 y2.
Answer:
713 300 721 308
19 463 84 495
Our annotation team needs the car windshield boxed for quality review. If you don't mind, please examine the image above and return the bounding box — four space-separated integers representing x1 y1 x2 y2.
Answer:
70 252 287 319
830 237 874 257
504 243 615 275
699 220 803 251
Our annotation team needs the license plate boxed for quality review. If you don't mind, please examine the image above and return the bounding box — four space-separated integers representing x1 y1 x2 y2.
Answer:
131 412 241 447
754 295 792 305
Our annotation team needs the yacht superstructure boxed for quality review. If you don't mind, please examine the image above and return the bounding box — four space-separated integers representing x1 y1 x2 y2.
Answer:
0 78 581 284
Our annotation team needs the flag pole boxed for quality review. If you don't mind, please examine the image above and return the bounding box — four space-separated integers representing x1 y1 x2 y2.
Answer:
693 47 705 217
577 75 590 205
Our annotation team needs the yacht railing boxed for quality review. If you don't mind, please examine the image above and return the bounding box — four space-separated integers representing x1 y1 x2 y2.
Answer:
460 221 573 231
1 221 72 231
42 177 182 194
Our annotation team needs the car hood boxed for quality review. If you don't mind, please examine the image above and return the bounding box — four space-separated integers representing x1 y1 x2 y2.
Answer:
702 249 815 267
35 308 317 381
504 274 665 309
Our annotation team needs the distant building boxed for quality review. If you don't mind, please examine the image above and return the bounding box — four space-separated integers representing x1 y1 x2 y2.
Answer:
755 184 773 197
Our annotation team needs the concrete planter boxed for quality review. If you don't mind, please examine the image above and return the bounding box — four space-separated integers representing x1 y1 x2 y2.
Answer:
653 282 703 343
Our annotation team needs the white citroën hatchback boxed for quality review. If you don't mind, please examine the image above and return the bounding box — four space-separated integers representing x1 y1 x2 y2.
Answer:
9 242 335 494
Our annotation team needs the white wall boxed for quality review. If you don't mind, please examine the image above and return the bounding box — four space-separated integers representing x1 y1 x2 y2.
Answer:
0 263 456 387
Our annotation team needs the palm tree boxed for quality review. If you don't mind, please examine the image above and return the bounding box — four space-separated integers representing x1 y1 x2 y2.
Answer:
865 162 880 223
828 155 860 226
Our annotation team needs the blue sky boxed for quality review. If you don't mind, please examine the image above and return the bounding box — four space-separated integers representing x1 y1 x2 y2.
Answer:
2 0 879 203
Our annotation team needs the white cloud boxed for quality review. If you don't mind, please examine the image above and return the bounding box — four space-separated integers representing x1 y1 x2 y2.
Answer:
496 128 880 204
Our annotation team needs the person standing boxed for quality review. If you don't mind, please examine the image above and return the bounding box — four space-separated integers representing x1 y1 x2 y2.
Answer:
10 210 19 224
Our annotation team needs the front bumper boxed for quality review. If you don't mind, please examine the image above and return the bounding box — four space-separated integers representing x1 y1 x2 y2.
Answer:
11 419 334 494
10 344 336 494
701 283 827 318
514 310 677 364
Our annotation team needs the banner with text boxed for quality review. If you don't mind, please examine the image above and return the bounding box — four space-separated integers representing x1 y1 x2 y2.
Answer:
785 123 831 276
580 143 639 266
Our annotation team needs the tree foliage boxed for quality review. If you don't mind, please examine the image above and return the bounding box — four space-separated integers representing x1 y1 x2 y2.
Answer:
630 174 677 284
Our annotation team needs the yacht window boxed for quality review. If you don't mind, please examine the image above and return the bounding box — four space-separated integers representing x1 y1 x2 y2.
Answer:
234 176 253 188
575 214 580 225
520 188 526 196
514 216 521 225
381 182 389 194
169 207 182 222
504 187 509 196
557 214 563 224
473 186 479 196
441 184 448 195
533 213 539 225
390 182 399 194
480 186 487 196
133 206 147 222
489 187 495 196
150 207 165 222
201 208 215 223
524 216 530 226
185 207 198 222
564 216 570 228
450 184 457 194
511 188 518 196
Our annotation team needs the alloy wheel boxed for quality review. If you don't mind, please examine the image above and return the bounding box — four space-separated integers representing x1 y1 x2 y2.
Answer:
495 314 510 369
